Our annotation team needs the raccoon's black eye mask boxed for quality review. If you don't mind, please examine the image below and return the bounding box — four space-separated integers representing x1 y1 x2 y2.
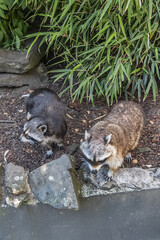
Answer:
25 135 39 144
82 154 107 165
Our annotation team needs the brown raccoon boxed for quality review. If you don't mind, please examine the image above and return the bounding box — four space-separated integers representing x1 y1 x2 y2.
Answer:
80 101 144 180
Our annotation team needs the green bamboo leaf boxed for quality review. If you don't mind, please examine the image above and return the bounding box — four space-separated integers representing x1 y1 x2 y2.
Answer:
105 32 116 46
26 36 39 57
51 0 59 19
149 0 152 19
99 0 112 21
143 78 152 100
0 30 3 41
58 0 76 23
118 15 127 39
131 68 141 74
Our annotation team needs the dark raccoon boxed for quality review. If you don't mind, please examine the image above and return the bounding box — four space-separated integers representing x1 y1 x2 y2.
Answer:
19 88 67 158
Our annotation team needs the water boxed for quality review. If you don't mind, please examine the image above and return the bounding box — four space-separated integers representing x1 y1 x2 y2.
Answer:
0 189 160 240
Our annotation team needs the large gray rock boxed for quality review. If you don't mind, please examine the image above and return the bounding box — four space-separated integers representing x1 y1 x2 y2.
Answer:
81 167 160 198
0 39 45 74
0 63 48 88
29 155 79 210
4 163 37 207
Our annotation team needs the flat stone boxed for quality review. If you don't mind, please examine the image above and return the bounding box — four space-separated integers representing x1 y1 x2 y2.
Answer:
81 167 160 198
0 63 48 88
29 154 79 210
0 39 45 74
135 147 152 153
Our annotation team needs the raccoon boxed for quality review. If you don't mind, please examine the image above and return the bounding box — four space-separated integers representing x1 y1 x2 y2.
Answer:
80 101 144 180
19 88 67 158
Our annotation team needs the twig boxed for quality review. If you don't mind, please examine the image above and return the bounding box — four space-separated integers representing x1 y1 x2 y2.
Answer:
89 113 107 122
0 120 15 124
4 150 9 164
66 113 73 119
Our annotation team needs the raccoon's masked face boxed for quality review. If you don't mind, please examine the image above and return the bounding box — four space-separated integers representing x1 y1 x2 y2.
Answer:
19 118 47 145
80 130 114 172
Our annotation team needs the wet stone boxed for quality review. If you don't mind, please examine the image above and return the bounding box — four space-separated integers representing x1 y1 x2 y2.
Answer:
28 154 79 210
80 167 160 198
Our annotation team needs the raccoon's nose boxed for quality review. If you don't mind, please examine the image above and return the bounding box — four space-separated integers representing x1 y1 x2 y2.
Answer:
91 169 97 174
18 135 22 141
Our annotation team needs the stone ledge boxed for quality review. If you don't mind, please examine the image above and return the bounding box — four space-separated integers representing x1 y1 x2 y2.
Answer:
0 38 45 74
81 167 160 198
0 63 48 88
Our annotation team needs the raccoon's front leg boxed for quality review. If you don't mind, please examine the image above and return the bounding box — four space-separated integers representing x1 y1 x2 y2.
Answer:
46 149 54 159
105 155 124 181
56 142 64 150
45 143 54 159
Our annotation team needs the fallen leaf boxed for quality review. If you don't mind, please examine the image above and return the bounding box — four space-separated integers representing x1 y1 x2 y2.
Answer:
132 159 138 164
146 165 152 168
66 113 73 119
82 119 86 123
149 120 154 125
18 109 23 113
28 89 34 94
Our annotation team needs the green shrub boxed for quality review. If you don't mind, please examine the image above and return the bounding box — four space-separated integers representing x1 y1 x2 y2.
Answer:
0 0 29 50
18 1 160 103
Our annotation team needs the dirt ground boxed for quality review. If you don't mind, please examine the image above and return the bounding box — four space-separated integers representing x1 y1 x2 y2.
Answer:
0 79 160 172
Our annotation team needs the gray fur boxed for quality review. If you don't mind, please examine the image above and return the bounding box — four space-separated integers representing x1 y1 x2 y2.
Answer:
19 88 67 157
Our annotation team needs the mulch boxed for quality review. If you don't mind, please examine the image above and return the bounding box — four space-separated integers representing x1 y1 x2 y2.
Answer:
0 82 159 172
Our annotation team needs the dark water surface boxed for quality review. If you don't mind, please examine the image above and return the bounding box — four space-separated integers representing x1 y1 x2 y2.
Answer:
0 190 160 240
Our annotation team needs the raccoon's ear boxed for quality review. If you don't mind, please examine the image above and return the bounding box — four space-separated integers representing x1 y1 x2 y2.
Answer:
85 130 91 143
37 125 47 134
104 134 112 145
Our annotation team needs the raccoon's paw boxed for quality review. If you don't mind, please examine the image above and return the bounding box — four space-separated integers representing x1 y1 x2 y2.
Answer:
124 153 132 163
103 169 113 182
104 175 112 182
46 150 54 159
56 143 64 150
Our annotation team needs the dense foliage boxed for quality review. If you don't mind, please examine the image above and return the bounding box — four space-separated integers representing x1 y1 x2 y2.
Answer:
0 0 29 49
1 0 160 103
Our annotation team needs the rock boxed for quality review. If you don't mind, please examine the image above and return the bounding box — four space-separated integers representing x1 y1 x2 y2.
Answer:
4 163 37 207
29 154 79 210
154 168 160 179
5 163 28 195
0 38 45 74
67 143 79 155
80 167 160 198
0 63 48 88
135 147 152 153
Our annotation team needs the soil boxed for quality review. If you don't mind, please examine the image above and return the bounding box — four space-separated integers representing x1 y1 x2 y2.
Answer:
0 77 160 172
